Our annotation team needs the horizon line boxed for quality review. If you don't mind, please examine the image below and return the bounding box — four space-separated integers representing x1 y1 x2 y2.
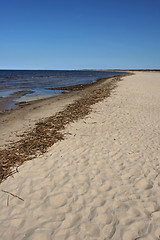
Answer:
0 68 160 71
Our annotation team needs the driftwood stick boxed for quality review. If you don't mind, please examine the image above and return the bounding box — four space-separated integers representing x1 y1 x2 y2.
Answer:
2 190 24 202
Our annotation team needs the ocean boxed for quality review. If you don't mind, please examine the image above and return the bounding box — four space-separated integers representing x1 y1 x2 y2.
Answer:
0 70 127 112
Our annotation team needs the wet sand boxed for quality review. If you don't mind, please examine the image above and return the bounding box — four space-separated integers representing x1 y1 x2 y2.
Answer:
0 76 119 149
0 90 34 113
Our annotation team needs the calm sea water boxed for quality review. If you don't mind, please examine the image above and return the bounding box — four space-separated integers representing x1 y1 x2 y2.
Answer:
0 70 127 112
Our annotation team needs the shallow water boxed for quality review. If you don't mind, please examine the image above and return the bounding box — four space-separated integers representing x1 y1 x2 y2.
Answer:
0 70 127 112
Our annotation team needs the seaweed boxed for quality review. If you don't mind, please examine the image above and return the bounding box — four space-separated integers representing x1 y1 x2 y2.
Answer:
0 77 121 183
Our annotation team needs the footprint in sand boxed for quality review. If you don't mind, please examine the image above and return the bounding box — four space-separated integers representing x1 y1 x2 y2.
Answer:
44 193 68 208
136 179 153 190
91 197 106 208
61 213 82 229
100 181 112 192
127 207 141 217
122 230 140 240
82 223 100 237
96 213 113 225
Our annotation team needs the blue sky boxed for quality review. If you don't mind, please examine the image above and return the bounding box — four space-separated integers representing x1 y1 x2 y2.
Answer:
0 0 160 69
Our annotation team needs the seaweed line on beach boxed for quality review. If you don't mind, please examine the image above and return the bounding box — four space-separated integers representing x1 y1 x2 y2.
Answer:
0 76 122 183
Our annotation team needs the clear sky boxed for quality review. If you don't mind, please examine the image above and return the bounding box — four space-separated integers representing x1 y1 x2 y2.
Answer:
0 0 160 70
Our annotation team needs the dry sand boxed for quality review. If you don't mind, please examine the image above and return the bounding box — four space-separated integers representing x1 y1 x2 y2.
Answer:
0 72 160 240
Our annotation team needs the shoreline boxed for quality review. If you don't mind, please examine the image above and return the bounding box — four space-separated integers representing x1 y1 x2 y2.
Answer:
0 71 128 113
0 74 130 183
1 69 159 114
0 73 131 149
0 90 35 113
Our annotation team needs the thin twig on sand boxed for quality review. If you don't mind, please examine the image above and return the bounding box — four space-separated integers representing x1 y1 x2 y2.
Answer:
2 190 24 202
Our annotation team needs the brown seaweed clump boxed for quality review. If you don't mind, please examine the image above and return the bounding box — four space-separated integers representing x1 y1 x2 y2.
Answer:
0 77 121 183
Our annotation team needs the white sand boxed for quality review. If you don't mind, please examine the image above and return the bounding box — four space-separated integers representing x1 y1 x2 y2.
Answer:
0 72 160 240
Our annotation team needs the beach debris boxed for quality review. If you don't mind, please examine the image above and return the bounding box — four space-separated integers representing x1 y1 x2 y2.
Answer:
2 190 24 202
0 77 122 183
7 195 9 206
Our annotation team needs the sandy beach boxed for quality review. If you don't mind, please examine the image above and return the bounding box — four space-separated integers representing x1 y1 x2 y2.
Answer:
0 71 160 239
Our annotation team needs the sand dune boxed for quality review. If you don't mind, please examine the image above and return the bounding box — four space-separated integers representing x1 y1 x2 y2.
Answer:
0 72 160 239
